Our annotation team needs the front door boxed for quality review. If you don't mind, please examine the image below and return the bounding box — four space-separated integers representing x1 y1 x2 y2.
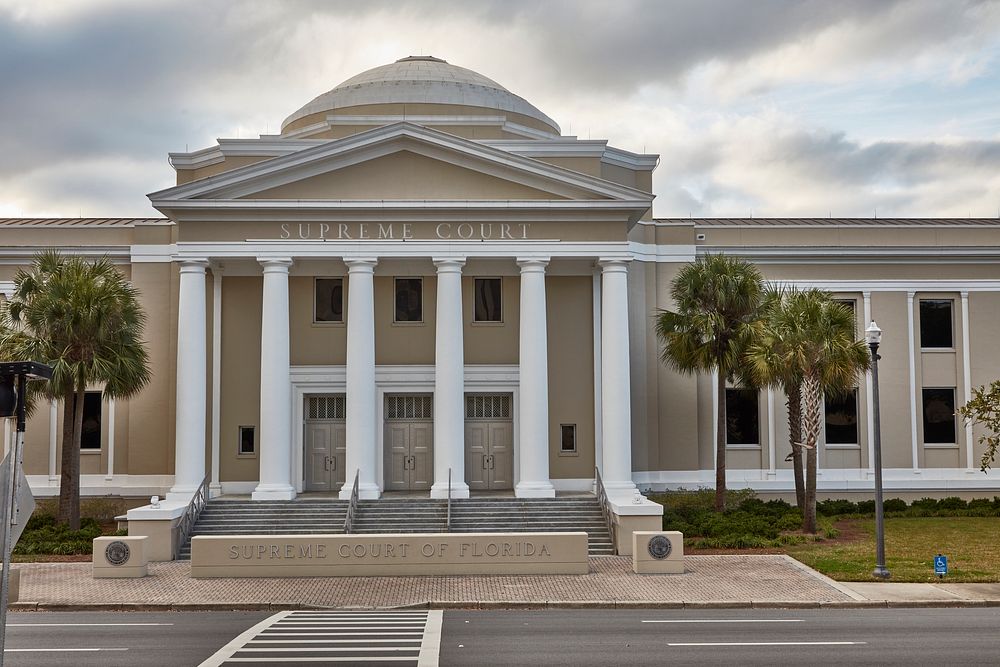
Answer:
465 394 514 491
304 395 346 492
383 394 434 492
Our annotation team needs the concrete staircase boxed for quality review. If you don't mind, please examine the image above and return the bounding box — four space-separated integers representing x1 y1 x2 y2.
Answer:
177 495 614 559
176 499 348 560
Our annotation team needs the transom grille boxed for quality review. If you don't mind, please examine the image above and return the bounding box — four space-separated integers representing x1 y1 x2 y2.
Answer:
465 394 512 420
307 395 346 420
385 395 433 420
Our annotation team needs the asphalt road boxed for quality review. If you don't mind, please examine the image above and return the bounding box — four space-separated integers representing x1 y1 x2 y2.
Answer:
3 607 1000 666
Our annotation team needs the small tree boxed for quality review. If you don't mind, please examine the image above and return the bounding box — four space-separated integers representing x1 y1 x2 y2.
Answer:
749 289 869 532
655 255 764 511
0 251 151 530
959 380 1000 472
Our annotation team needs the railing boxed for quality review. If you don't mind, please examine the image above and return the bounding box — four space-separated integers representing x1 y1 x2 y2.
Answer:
594 467 618 556
343 470 360 534
173 475 210 560
446 468 452 532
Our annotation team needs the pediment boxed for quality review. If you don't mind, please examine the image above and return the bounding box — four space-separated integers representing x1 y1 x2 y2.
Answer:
150 123 651 204
243 150 575 201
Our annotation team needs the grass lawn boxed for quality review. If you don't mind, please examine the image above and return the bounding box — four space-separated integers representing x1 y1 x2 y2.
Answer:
786 516 1000 583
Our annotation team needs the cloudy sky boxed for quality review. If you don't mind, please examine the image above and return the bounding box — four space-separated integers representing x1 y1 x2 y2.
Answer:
2 0 1000 219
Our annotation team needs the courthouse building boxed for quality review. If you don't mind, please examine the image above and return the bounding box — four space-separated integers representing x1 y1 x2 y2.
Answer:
3 56 1000 504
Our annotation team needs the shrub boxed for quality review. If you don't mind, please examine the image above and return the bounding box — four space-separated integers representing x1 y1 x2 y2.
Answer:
856 500 876 514
817 499 858 516
910 497 940 511
883 498 908 512
938 497 968 511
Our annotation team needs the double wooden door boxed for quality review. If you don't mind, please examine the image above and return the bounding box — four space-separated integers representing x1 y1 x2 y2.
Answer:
465 421 513 490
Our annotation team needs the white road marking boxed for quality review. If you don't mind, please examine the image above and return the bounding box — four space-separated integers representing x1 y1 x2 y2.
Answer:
198 611 292 667
418 610 443 667
4 648 129 652
9 623 173 627
225 659 417 663
643 619 803 624
668 641 866 647
249 639 423 644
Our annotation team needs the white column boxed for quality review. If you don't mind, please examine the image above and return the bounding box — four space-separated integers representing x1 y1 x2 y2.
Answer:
105 398 115 481
599 258 638 499
48 399 58 482
961 291 975 470
252 258 295 501
431 257 470 499
515 257 555 498
341 258 381 500
210 269 223 497
907 290 920 471
766 388 776 476
592 271 603 480
169 258 209 500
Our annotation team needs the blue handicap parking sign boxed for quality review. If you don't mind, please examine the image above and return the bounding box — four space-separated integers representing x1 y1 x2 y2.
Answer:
934 555 948 575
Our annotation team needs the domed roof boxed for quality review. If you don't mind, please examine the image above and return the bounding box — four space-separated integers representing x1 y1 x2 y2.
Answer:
281 56 560 135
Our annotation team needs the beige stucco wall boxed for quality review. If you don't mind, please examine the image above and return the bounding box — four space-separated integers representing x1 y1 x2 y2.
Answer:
463 276 518 364
546 276 595 479
220 276 263 483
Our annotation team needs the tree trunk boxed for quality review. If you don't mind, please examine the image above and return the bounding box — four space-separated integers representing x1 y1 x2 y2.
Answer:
57 380 84 530
802 375 822 533
715 371 727 512
786 383 806 510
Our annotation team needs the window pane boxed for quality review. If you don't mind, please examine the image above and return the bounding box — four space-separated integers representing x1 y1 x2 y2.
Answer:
314 278 343 322
919 300 953 348
474 278 502 322
560 424 576 452
394 278 423 322
725 389 759 445
835 299 857 330
922 388 956 443
79 392 102 449
239 426 255 455
824 389 859 444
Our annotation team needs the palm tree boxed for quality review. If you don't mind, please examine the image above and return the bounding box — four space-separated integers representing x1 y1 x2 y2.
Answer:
750 289 869 532
655 255 765 511
0 251 151 530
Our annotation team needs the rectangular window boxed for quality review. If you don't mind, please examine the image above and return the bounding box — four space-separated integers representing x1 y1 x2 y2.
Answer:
824 389 859 445
394 277 423 322
560 424 577 453
238 425 256 456
77 391 102 450
474 278 503 322
725 388 759 445
919 299 953 348
922 388 956 444
314 278 344 323
835 299 857 329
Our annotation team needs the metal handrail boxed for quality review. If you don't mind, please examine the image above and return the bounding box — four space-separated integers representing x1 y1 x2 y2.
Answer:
343 470 360 534
173 475 210 560
594 467 618 555
446 468 452 532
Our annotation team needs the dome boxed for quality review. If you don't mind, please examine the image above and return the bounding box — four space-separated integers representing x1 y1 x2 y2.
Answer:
281 56 560 135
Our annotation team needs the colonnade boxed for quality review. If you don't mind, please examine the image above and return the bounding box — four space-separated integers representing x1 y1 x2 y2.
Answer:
169 255 637 502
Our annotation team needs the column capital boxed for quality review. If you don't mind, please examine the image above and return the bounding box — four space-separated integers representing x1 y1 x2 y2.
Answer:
597 257 632 272
178 258 210 273
344 258 379 273
516 257 550 271
257 257 293 272
432 257 466 272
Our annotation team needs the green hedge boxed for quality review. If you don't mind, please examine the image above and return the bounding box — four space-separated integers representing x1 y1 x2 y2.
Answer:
647 490 1000 549
14 513 105 555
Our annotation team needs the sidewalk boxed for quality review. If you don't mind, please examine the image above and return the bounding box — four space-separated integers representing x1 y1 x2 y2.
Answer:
9 555 1000 610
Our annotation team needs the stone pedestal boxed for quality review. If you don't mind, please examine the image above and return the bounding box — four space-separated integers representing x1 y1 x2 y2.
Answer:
93 536 149 578
632 531 684 574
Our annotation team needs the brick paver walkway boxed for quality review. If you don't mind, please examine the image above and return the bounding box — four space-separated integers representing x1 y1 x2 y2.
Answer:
14 556 853 608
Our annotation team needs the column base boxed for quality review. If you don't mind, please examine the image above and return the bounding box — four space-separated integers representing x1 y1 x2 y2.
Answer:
514 481 556 498
165 488 196 503
251 484 297 501
430 482 470 499
209 483 223 499
602 479 639 503
339 482 381 501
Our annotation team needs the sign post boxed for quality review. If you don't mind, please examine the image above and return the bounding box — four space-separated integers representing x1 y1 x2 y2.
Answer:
0 361 52 666
934 554 948 578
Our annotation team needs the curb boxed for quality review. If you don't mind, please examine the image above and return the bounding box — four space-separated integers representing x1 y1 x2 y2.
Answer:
10 599 1000 612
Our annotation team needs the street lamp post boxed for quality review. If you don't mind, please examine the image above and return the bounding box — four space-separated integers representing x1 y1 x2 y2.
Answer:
866 321 891 579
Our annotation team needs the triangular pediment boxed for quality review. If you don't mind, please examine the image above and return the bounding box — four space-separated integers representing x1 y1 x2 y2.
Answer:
244 150 574 201
149 123 652 204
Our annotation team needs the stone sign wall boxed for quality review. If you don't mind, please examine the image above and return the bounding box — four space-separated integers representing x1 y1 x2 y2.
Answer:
190 532 589 577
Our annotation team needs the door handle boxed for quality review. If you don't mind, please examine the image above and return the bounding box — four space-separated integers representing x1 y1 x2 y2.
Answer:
482 455 489 470
330 456 337 471
489 455 495 470
323 457 330 471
